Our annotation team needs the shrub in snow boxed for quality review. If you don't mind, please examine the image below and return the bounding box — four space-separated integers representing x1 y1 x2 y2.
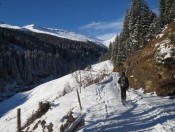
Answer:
32 119 53 132
22 101 50 130
60 111 76 132
60 111 84 132
46 122 53 132
71 64 111 94
62 83 73 96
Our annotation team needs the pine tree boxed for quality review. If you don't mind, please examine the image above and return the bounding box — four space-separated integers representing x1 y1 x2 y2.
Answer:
159 0 175 27
127 0 154 51
169 0 175 23
111 35 119 66
165 0 173 24
108 42 113 59
159 0 166 27
148 17 161 37
122 9 133 57
113 0 159 65
142 1 152 38
117 34 127 64
122 9 130 40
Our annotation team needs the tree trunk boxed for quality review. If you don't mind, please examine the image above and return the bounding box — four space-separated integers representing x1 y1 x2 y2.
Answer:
77 90 82 110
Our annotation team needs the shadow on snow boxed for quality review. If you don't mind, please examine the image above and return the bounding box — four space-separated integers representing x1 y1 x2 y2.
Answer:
0 93 29 117
81 97 175 132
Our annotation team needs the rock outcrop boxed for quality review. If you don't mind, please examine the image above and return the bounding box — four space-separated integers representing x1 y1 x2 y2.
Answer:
114 21 175 96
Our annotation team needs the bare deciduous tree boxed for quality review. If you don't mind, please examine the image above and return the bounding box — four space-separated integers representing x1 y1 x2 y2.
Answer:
72 70 84 93
62 82 73 96
72 64 111 92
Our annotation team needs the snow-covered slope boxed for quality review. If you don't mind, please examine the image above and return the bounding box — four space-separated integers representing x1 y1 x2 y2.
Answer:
0 23 104 45
0 60 175 132
103 35 116 47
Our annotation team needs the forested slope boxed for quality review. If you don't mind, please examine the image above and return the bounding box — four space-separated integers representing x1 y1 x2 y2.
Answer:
0 27 107 100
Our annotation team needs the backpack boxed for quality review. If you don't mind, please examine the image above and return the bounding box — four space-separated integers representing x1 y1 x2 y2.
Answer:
120 76 128 87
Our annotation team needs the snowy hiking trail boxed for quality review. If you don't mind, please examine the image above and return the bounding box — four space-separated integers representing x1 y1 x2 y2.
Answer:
0 60 175 132
79 73 175 132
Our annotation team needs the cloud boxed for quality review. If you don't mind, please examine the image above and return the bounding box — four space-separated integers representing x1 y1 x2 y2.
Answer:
80 19 123 31
96 32 118 41
79 19 123 41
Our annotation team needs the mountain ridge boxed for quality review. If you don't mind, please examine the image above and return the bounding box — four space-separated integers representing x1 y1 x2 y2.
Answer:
0 23 105 46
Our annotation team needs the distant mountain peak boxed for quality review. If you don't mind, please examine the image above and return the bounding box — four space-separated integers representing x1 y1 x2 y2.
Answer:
23 24 37 28
103 35 117 47
0 23 105 46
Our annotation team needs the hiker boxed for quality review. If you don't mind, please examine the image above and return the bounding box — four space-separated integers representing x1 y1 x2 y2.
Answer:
118 72 129 105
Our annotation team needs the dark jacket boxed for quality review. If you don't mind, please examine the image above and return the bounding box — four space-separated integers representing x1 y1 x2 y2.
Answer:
118 75 129 89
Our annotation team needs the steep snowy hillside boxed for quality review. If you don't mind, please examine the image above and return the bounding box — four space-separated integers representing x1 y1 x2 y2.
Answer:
0 60 175 132
103 35 116 47
0 23 104 46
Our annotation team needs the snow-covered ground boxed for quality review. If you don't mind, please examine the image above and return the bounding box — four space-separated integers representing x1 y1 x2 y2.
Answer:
0 61 175 132
156 39 175 63
0 23 104 46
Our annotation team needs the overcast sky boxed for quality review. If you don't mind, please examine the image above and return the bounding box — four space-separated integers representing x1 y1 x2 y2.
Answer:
0 0 158 40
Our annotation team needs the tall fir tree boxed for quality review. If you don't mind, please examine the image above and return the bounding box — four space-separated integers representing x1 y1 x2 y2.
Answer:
122 9 130 40
159 0 175 28
111 35 119 66
169 0 175 23
112 0 158 66
148 17 161 37
159 0 166 27
108 42 113 59
167 0 174 23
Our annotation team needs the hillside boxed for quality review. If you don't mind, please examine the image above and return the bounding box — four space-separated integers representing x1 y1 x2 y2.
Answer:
114 21 175 96
0 25 107 101
0 61 175 132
